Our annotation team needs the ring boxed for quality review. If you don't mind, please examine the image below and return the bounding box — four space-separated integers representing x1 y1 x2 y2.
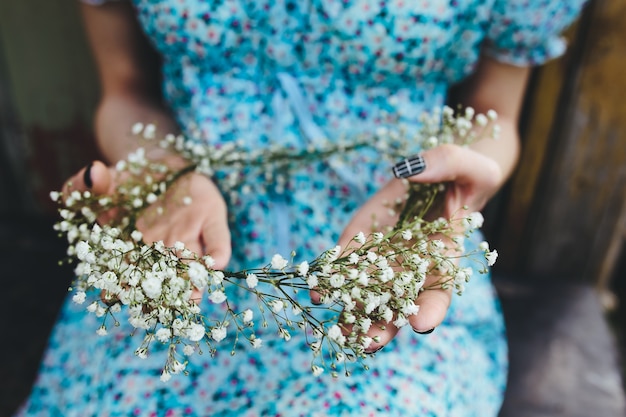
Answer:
392 154 426 179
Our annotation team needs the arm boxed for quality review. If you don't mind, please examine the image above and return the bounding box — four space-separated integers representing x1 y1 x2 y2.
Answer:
65 3 231 271
336 56 530 349
80 2 184 167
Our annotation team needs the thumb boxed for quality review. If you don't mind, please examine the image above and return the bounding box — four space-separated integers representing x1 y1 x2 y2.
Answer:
63 161 112 197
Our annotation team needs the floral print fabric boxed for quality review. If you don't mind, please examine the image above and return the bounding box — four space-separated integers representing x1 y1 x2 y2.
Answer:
17 0 585 416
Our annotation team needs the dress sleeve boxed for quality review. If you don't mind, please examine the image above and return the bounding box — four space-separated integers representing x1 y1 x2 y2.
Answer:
483 0 589 66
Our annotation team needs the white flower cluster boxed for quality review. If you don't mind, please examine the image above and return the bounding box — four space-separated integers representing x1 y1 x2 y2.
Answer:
52 106 500 380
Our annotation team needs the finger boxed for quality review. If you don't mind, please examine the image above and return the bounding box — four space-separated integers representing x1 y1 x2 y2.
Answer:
63 160 112 197
201 218 232 270
408 288 452 333
407 145 501 189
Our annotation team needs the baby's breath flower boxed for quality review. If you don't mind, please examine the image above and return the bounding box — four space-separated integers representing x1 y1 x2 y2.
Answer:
246 273 258 289
208 290 227 304
72 291 86 304
211 326 227 342
250 337 263 349
242 309 254 323
131 230 143 242
485 249 498 266
187 323 206 342
271 254 288 270
160 370 172 383
52 106 498 381
297 261 309 276
312 365 324 376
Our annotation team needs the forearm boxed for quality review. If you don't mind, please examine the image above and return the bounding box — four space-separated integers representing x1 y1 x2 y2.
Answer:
94 93 187 168
469 115 520 189
451 56 529 191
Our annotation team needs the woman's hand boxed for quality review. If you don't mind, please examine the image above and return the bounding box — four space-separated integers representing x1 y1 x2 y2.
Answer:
63 160 232 301
334 144 503 352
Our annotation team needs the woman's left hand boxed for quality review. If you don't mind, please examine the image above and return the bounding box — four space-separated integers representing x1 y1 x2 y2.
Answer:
333 143 503 352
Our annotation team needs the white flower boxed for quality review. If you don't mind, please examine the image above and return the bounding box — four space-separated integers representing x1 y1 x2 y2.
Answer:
250 337 263 349
312 365 324 376
270 300 284 313
96 326 107 336
279 328 291 341
75 241 91 261
187 322 206 341
203 256 216 268
242 309 253 323
325 245 342 262
382 306 394 323
142 276 162 299
187 261 208 289
479 241 490 251
354 232 366 245
155 328 171 343
271 254 288 270
466 212 484 229
327 324 346 345
366 251 378 263
131 122 144 135
143 123 156 139
182 196 192 205
306 274 319 289
160 370 171 383
401 229 413 240
348 252 360 264
475 113 488 127
146 193 158 204
208 290 227 304
130 230 143 242
329 274 345 288
246 273 258 289
485 249 498 266
393 316 409 328
360 336 373 350
211 326 227 342
359 317 372 333
49 191 60 202
183 345 195 356
209 270 224 285
487 109 498 121
297 261 309 276
72 291 86 304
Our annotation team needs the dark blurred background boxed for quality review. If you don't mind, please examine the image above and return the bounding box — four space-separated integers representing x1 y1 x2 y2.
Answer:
1 0 625 416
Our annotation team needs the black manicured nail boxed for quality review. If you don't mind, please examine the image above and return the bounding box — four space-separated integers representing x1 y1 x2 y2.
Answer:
365 345 384 355
392 154 426 179
83 162 94 189
414 328 435 335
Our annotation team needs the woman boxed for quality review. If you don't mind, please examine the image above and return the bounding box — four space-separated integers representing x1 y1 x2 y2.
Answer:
17 0 586 415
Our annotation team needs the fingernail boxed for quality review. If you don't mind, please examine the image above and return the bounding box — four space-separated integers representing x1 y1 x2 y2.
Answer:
365 345 384 355
83 162 94 189
392 154 426 179
414 327 435 335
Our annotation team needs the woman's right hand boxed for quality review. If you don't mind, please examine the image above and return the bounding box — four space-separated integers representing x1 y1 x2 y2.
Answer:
63 160 232 295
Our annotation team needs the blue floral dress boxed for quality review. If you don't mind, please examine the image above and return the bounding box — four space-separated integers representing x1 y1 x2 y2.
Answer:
17 0 585 416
